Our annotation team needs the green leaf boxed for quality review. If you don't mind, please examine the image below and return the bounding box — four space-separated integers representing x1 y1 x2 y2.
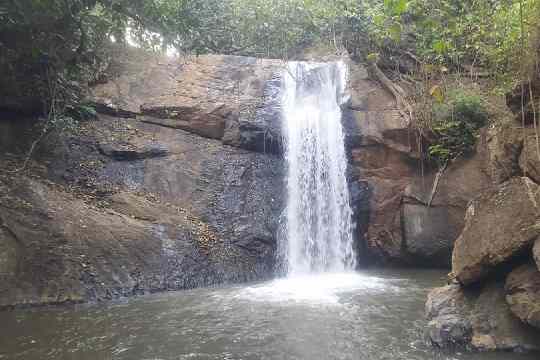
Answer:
366 52 379 63
384 0 408 16
393 0 408 16
432 40 447 55
388 23 402 43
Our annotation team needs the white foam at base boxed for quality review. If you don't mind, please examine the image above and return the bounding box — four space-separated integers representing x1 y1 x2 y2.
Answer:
236 273 401 305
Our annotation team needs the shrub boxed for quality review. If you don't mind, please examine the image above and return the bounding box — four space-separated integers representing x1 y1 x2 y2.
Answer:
428 89 488 164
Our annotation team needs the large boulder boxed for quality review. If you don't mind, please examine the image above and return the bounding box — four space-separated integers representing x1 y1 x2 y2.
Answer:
505 263 540 329
426 281 540 352
452 177 540 285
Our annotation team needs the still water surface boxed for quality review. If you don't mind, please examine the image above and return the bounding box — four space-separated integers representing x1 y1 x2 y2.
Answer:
0 269 536 360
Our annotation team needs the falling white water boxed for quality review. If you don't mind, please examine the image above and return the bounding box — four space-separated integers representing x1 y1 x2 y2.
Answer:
279 61 356 275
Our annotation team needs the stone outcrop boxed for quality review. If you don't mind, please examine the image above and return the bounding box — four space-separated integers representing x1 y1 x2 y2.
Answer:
426 281 540 352
401 138 490 267
505 263 540 329
305 55 508 268
90 47 284 154
346 108 418 262
425 284 473 348
1 46 514 309
2 116 284 307
0 49 289 308
425 96 540 355
0 113 284 308
452 177 540 285
487 124 525 184
342 60 495 267
90 48 497 269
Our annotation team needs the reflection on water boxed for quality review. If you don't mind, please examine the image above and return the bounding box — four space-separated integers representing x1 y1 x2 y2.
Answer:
0 269 536 360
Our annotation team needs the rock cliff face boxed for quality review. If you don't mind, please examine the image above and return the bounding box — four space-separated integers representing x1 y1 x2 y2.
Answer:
0 50 286 308
425 119 540 352
342 61 491 267
0 47 496 308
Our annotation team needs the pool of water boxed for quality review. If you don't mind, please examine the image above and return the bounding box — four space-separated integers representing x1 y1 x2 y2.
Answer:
0 269 536 360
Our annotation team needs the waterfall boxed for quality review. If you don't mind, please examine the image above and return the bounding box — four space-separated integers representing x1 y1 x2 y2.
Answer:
279 61 356 275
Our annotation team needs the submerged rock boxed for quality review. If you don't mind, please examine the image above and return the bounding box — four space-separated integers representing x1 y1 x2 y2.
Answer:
452 177 540 285
505 263 540 329
426 281 540 352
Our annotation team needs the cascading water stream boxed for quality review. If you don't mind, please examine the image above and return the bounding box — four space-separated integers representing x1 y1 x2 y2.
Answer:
279 61 356 275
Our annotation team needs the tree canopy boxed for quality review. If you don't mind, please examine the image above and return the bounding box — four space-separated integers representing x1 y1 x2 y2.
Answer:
1 0 539 125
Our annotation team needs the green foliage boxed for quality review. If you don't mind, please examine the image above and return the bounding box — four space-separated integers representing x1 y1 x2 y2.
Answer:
66 103 98 121
0 0 360 116
152 0 359 58
0 1 122 116
428 90 489 164
2 0 539 137
356 0 540 87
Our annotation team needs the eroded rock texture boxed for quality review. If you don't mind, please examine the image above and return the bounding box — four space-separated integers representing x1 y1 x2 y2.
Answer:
90 48 476 269
0 51 286 308
452 177 540 285
426 282 540 352
425 91 540 355
505 263 540 329
1 47 504 308
344 62 492 267
90 48 284 154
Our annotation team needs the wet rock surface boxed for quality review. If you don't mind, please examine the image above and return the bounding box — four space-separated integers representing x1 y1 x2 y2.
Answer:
0 49 288 308
505 263 540 329
426 281 540 352
425 104 540 354
1 47 513 309
426 284 473 348
90 48 488 268
0 114 284 308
